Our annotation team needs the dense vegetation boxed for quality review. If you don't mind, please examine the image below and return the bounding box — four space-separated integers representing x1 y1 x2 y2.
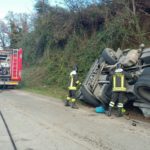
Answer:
0 0 150 94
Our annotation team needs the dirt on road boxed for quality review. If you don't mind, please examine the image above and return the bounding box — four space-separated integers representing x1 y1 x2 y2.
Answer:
0 90 150 150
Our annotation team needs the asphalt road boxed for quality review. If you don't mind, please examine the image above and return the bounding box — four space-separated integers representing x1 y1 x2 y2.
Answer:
0 90 150 150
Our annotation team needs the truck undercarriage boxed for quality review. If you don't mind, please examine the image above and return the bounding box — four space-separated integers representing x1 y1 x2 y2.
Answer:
79 46 150 117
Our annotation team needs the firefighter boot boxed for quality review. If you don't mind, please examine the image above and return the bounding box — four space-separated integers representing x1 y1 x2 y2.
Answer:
71 102 79 109
116 108 123 117
64 99 70 106
106 107 112 116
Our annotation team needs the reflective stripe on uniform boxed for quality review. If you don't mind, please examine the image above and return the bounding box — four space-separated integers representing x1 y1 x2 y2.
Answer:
70 75 74 87
67 96 71 101
117 103 123 108
121 108 126 113
76 80 81 85
113 75 116 90
109 101 115 107
113 87 127 91
121 74 124 88
68 75 77 90
71 98 76 102
113 73 127 92
68 86 77 90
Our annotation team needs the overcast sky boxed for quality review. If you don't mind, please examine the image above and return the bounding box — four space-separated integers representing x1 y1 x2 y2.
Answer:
0 0 64 19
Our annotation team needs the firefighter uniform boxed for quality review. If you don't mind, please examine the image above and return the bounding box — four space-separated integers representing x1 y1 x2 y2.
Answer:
107 64 132 117
65 69 81 109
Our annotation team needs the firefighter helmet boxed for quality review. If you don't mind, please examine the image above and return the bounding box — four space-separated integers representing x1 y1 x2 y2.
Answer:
116 63 122 69
115 63 123 73
115 68 123 73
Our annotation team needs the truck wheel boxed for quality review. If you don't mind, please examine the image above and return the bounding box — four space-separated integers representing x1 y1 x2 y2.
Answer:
133 102 150 117
134 68 150 103
80 85 101 107
102 48 117 65
142 48 150 53
141 48 150 64
141 67 150 75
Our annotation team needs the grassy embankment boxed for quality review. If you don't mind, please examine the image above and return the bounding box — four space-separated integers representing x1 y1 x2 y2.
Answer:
19 2 150 99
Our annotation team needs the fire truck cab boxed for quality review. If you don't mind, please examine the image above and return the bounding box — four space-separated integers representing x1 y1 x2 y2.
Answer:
0 48 22 86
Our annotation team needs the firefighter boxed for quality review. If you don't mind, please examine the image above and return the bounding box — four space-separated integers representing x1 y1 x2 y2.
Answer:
106 63 134 117
64 65 81 109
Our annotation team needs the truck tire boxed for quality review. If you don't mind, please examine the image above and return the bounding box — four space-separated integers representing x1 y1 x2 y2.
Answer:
142 48 150 53
141 67 150 75
102 48 117 65
133 102 150 117
80 85 101 107
141 48 150 64
134 68 150 103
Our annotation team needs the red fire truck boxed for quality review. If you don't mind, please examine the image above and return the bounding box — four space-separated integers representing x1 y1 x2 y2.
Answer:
0 48 22 86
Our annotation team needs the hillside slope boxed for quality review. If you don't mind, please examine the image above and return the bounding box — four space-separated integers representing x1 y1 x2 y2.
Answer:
18 0 150 96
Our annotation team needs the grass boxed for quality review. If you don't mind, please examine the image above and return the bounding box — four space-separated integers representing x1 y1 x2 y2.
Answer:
22 65 68 100
22 86 67 100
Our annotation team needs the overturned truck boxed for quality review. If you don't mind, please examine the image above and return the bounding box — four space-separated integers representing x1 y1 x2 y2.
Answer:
79 45 150 117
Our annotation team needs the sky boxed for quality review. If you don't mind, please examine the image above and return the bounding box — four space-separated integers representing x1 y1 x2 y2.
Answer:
0 0 64 19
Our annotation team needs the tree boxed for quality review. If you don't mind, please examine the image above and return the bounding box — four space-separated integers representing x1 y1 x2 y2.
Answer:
0 20 9 49
18 13 30 33
34 0 50 15
64 0 94 12
5 12 30 48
